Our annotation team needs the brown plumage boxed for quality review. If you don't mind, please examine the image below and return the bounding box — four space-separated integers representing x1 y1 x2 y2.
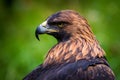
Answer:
24 10 115 80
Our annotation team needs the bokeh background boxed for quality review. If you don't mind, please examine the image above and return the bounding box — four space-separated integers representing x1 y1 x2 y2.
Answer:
0 0 120 80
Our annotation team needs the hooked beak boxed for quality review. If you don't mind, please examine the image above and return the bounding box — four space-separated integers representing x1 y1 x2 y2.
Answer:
35 21 59 40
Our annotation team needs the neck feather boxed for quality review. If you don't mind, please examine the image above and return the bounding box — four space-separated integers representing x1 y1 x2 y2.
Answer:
43 37 105 67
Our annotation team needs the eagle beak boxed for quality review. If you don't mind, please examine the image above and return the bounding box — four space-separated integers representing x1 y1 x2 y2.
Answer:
35 21 47 40
35 21 58 40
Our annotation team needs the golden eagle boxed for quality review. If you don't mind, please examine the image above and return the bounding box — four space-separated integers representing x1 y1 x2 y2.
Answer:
24 10 115 80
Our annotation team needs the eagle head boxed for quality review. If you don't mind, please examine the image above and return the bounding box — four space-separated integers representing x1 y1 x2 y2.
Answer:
35 10 94 42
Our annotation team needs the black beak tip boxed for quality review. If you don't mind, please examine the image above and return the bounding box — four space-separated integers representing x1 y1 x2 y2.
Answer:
35 28 40 41
35 33 40 41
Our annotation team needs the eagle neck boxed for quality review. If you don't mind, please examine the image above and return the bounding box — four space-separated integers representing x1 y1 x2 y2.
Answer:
43 38 105 67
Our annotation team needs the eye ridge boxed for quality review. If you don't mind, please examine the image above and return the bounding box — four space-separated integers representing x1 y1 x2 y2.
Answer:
48 21 70 28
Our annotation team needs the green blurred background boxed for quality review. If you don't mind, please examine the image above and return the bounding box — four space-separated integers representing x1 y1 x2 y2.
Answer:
0 0 120 80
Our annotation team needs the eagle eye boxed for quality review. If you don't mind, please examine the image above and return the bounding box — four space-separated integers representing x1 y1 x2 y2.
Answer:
57 22 64 28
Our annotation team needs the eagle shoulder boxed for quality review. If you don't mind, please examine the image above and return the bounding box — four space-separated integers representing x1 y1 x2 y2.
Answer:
24 57 115 80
